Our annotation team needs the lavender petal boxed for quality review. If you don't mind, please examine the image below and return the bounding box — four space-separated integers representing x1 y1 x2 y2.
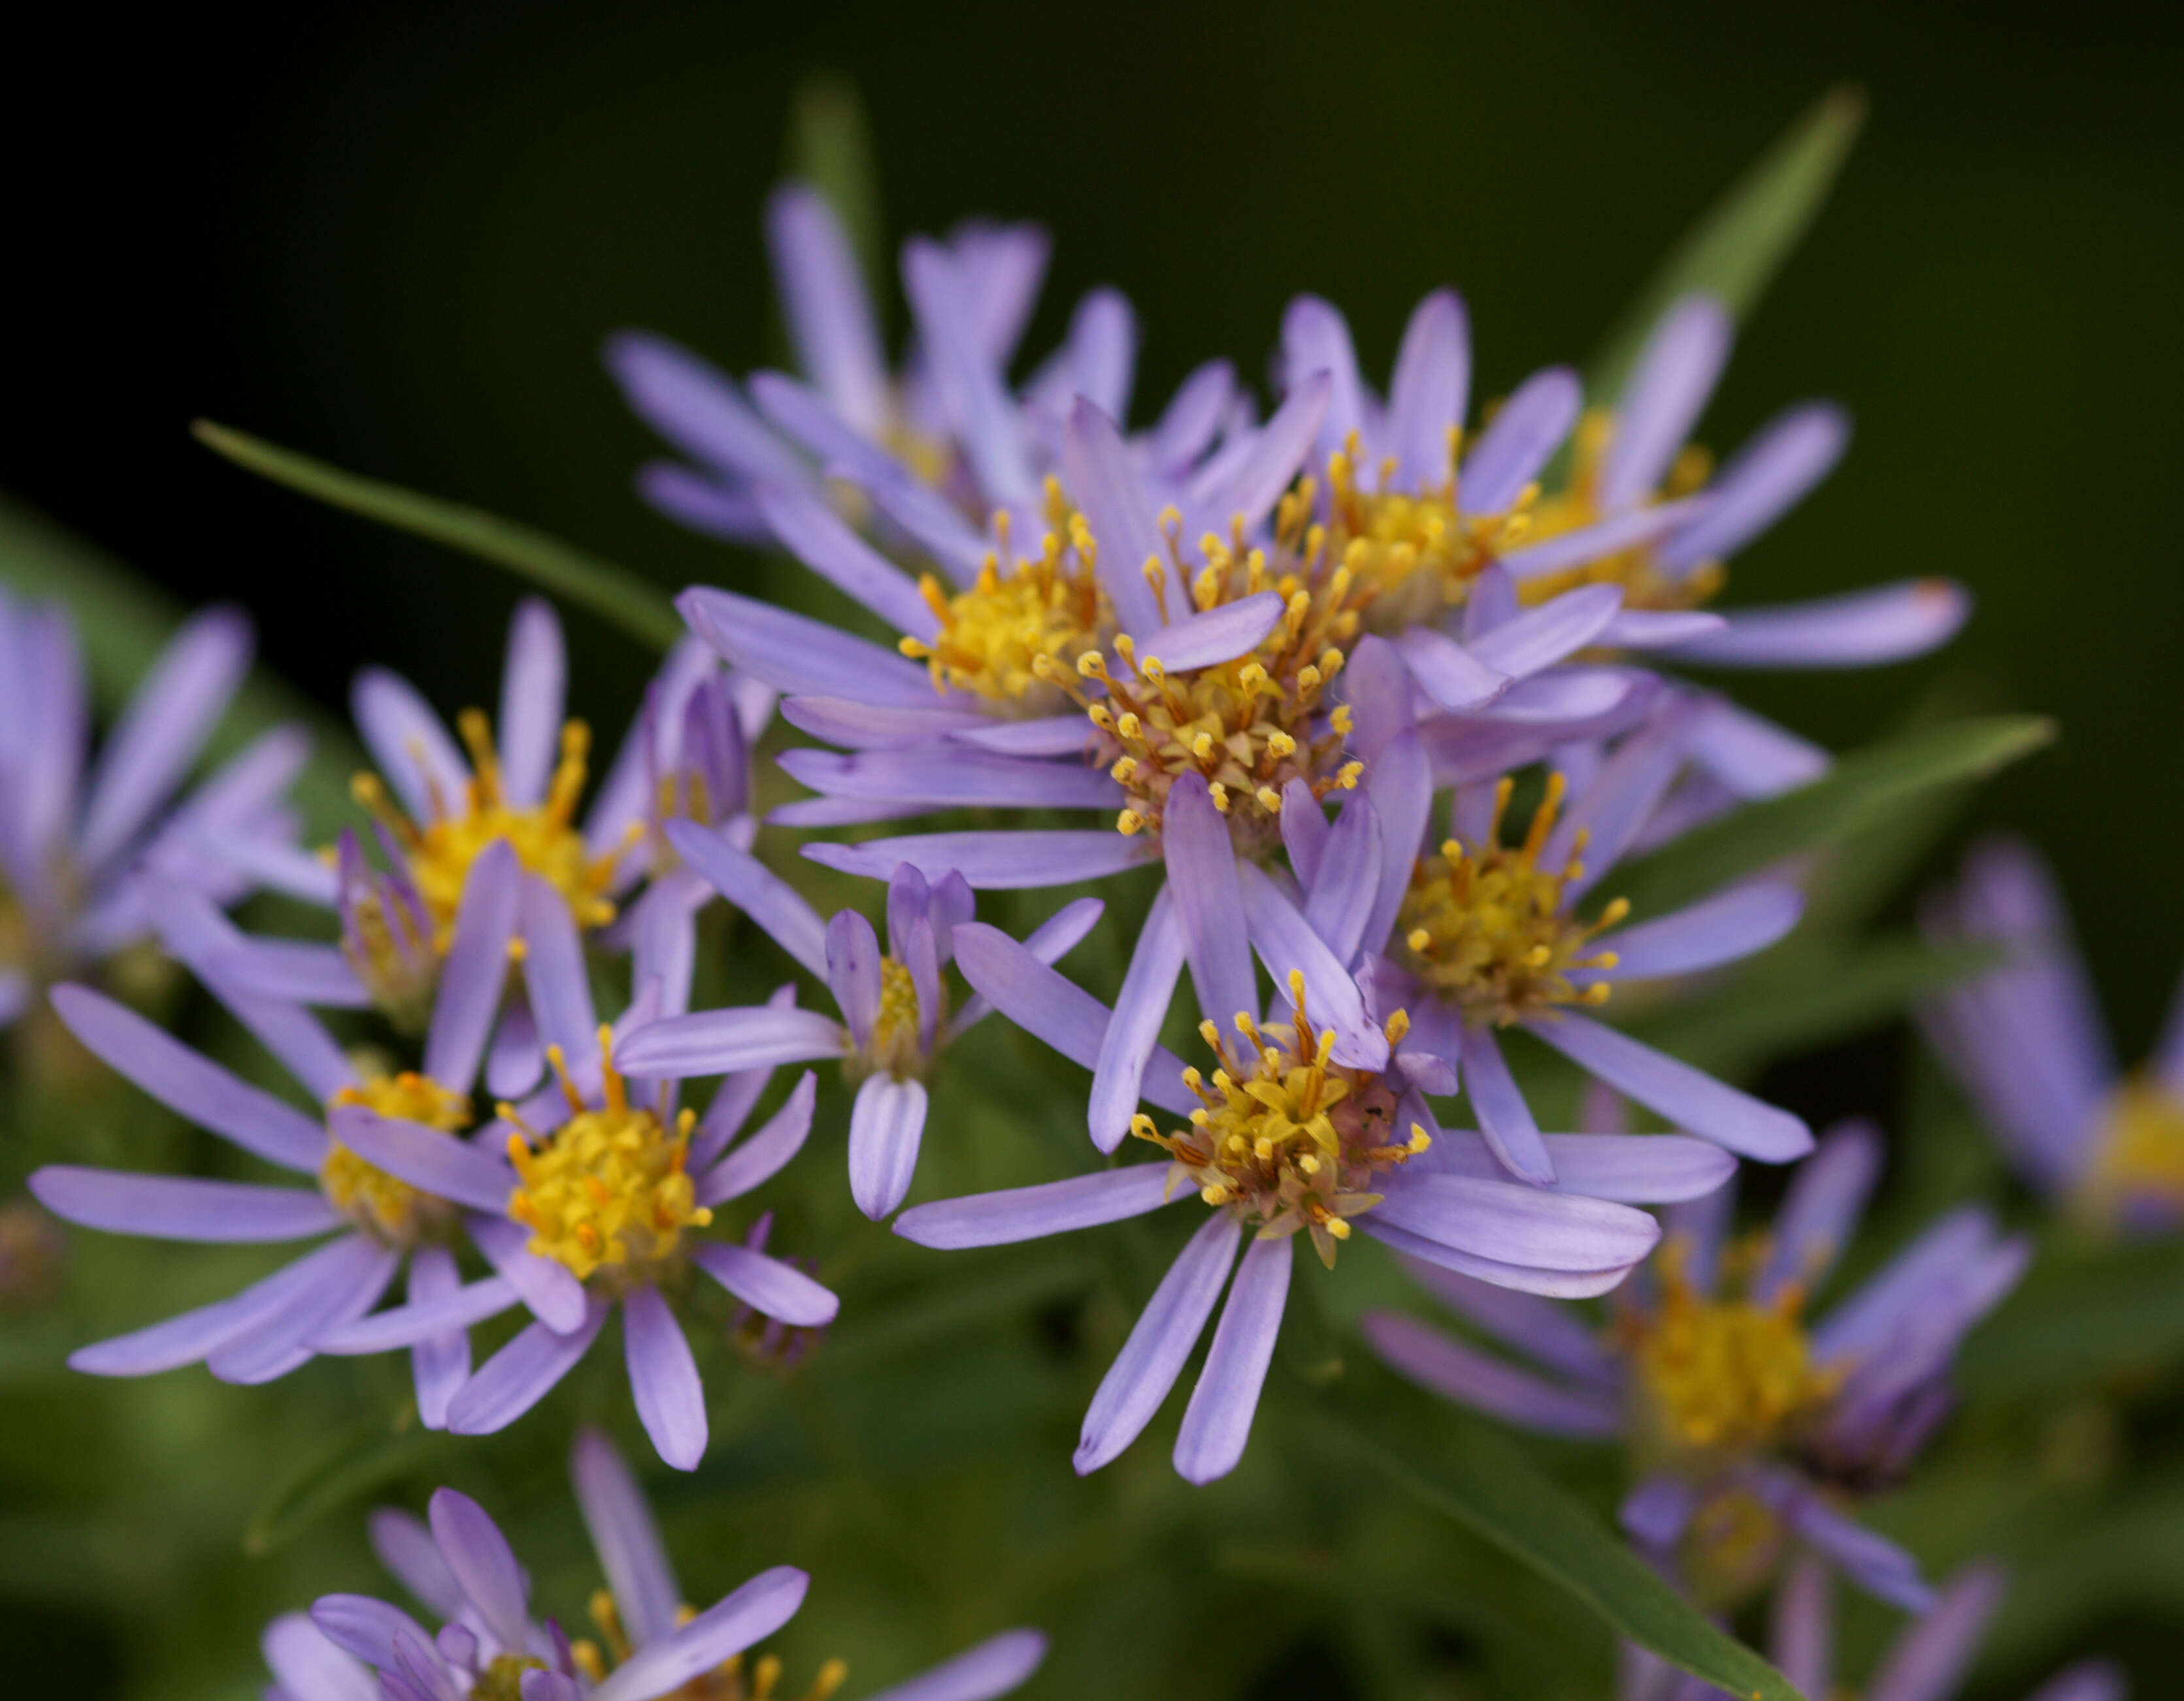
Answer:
1172 1231 1291 1485
894 1166 1178 1249
1075 1213 1240 1474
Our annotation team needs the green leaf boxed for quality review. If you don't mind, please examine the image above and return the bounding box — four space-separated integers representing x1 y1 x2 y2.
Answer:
0 493 362 834
1304 1369 1807 1700
243 1406 448 1555
1590 86 1866 399
1611 715 2055 921
192 421 685 652
787 73 886 310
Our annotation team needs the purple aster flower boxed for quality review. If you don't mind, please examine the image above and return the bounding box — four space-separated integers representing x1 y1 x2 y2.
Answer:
0 591 303 1031
211 601 765 1088
894 852 1730 1485
326 870 837 1468
1511 293 1970 670
271 1427 1046 1701
1923 835 2184 1230
1341 663 1813 1178
1623 1555 2125 1701
27 853 576 1422
1364 1120 2028 1610
614 821 1103 1219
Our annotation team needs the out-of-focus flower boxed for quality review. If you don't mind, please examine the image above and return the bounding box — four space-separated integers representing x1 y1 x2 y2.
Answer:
1513 295 1968 669
1923 835 2184 1231
270 1428 1046 1701
330 871 835 1468
616 827 1101 1219
1365 1121 2028 1608
0 593 303 1030
27 853 569 1423
1623 1555 2126 1701
897 868 1730 1484
0 1196 67 1313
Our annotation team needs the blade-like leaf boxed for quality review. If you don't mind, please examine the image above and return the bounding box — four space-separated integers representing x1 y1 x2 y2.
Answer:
787 73 886 313
193 421 684 652
1590 86 1866 398
0 494 361 834
1611 715 2054 921
1306 1368 1806 1700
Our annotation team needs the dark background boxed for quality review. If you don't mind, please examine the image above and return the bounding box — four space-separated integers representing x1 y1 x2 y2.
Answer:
10 0 2183 1044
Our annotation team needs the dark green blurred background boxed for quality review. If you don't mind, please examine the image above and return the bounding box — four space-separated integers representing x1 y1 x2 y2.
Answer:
7 4 2184 1696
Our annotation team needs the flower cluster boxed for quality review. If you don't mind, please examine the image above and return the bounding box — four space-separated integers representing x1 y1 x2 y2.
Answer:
8 129 2147 1701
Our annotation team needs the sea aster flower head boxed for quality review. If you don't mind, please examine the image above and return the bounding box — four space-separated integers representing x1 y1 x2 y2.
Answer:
0 593 303 1032
27 854 577 1423
1364 1120 2028 1608
1923 835 2184 1231
897 861 1731 1483
272 1428 1046 1701
616 821 1104 1219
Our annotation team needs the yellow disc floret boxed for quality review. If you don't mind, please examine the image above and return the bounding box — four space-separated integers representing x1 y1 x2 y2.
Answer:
322 1071 472 1244
350 708 622 950
1516 408 1723 612
505 1031 712 1283
898 482 1109 714
1131 973 1427 1269
1619 1236 1839 1459
2077 1076 2184 1227
1398 772 1627 1026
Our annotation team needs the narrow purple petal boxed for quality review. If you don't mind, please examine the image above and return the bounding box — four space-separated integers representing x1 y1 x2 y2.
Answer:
1390 1254 1618 1381
782 696 989 750
1663 579 1972 668
309 1594 439 1676
590 1567 810 1701
1660 401 1847 569
210 1234 399 1384
1864 1562 2006 1701
1361 727 1432 960
1279 295 1365 460
691 1240 840 1327
428 1487 532 1651
352 669 467 825
825 909 882 1050
859 1629 1049 1701
894 1165 1178 1249
2022 1666 2128 1701
1075 1213 1240 1474
1173 1231 1291 1484
466 1214 587 1334
1786 1495 1933 1612
1525 1013 1813 1161
1060 397 1166 636
765 185 889 434
1236 864 1386 1070
622 1283 706 1470
1583 882 1802 984
1090 889 1195 1149
1198 371 1332 533
1393 628 1510 713
950 895 1104 1038
1499 503 1698 582
1374 1172 1660 1272
79 606 252 872
848 1074 928 1219
1385 289 1468 491
423 842 521 1091
367 1508 462 1618
753 482 938 640
677 587 937 708
263 1612 378 1701
1619 1476 1697 1551
48 983 327 1172
663 818 828 979
1458 1023 1556 1184
803 829 1156 890
614 1005 844 1080
1144 359 1236 476
1360 1309 1621 1436
604 331 809 484
1162 776 1257 1040
31 1168 337 1242
1460 365 1580 514
1134 590 1285 674
1753 1120 1881 1306
66 1235 368 1376
1542 696 1700 893
572 1427 682 1649
697 1072 818 1205
1600 297 1731 512
778 745 1119 812
402 1242 471 1429
446 1295 610 1436
1466 584 1625 680
1280 782 1330 891
1770 1552 1834 1701
1300 793 1382 968
902 237 1034 507
946 714 1097 757
326 1106 516 1214
497 599 566 810
313 1273 520 1355
205 937 370 1008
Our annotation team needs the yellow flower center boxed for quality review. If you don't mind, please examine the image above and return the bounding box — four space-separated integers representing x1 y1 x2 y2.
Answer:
469 1656 547 1701
349 708 623 952
1621 1236 1838 1459
503 1031 712 1283
1398 772 1627 1026
897 482 1109 712
1272 435 1540 633
1515 408 1723 612
583 1590 848 1701
1131 974 1427 1268
2077 1077 2184 1226
321 1072 472 1245
850 955 935 1083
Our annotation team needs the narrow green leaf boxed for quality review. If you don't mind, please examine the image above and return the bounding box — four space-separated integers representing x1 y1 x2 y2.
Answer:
787 73 886 309
0 494 361 834
1306 1372 1806 1700
193 421 684 652
1611 715 2054 921
1590 86 1866 399
244 1408 446 1555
